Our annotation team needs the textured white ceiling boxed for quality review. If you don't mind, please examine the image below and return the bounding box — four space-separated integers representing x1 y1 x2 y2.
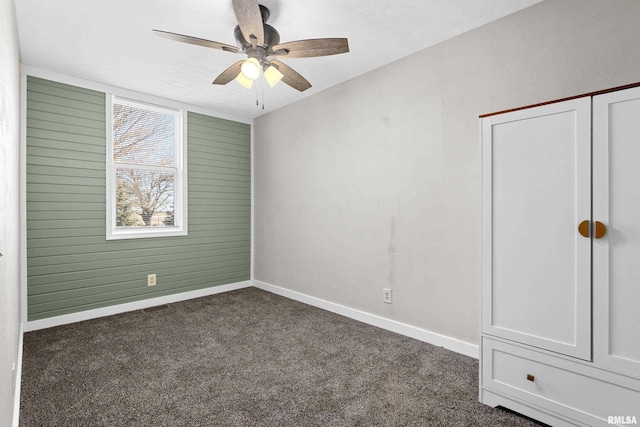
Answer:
15 0 541 120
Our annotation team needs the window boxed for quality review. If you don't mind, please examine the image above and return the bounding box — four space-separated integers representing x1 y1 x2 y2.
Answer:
106 96 187 239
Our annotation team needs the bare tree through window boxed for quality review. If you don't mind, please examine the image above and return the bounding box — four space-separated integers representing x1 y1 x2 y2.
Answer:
112 101 177 227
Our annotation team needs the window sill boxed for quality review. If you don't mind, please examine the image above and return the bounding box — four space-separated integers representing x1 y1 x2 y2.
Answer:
106 227 187 240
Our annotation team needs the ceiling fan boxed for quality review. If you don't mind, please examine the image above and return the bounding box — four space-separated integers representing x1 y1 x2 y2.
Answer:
153 0 349 92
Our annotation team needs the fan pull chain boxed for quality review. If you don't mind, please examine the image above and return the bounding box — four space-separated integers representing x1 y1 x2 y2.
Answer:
255 89 265 109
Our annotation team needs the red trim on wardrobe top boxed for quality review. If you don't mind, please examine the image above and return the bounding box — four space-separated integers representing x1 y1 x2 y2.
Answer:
480 81 640 118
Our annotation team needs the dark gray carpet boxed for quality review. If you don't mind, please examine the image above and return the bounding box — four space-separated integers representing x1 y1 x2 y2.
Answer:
20 287 543 426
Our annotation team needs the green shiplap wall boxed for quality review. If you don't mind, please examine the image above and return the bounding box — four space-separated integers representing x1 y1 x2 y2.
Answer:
26 76 251 321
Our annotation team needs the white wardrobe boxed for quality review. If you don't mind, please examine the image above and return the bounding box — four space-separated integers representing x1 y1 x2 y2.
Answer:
481 85 640 426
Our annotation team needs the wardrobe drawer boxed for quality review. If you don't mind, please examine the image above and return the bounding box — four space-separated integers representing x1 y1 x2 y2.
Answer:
482 338 640 425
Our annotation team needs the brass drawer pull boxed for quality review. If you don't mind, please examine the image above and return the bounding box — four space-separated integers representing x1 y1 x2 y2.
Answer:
578 220 590 238
526 374 535 382
578 220 607 239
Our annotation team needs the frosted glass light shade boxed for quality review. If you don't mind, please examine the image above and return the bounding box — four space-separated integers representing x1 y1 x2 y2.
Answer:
235 72 254 89
264 65 284 88
240 58 261 81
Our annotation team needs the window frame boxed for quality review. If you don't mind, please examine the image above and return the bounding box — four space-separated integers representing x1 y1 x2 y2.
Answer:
106 95 188 240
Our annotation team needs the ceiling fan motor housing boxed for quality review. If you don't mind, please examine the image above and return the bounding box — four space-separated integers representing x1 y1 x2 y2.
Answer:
233 23 280 51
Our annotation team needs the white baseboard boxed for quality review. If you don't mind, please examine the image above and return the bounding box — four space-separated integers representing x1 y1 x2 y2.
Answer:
24 281 253 332
252 280 479 359
23 277 477 353
12 323 23 427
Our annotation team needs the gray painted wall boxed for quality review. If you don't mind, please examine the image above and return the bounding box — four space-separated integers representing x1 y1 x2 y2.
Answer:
253 0 640 346
27 77 251 321
0 0 21 423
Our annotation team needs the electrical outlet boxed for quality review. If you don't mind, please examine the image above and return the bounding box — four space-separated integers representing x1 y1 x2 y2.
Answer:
383 288 392 304
147 274 157 286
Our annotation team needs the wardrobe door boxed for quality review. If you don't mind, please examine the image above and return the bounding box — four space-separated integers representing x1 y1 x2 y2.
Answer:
593 87 640 374
482 99 591 360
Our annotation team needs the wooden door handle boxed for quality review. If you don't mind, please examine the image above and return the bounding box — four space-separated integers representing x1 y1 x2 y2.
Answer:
594 221 607 239
578 220 607 239
578 220 590 238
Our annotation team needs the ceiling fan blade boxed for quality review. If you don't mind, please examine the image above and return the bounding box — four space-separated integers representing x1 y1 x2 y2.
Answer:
153 30 239 53
272 38 349 58
270 60 312 92
212 61 244 85
232 0 264 46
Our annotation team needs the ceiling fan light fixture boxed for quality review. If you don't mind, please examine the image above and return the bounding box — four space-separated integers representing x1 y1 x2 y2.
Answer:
156 3 349 93
264 65 284 88
240 57 261 81
235 72 254 89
